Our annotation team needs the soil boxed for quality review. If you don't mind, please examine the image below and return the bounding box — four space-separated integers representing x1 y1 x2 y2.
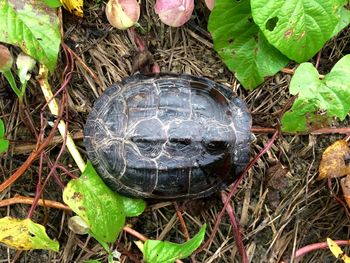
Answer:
0 1 349 263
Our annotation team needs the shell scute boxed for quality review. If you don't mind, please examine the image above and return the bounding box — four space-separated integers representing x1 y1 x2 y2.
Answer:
98 141 125 175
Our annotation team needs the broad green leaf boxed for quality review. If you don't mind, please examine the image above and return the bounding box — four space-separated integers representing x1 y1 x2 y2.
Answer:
332 6 350 37
119 194 146 217
0 217 59 251
84 260 101 263
42 0 62 8
143 224 206 263
282 55 350 132
63 161 146 244
208 0 288 90
63 161 125 243
251 0 345 62
0 0 61 72
281 99 319 132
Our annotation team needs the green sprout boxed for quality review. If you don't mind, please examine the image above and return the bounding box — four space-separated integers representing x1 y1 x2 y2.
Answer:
0 44 36 104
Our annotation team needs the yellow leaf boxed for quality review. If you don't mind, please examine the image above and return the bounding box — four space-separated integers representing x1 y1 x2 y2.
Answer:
327 238 350 263
0 217 59 251
60 0 83 17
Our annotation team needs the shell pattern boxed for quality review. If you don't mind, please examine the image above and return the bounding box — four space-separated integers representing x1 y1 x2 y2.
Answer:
84 73 252 199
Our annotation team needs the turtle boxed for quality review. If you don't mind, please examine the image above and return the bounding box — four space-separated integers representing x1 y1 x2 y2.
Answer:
84 73 252 199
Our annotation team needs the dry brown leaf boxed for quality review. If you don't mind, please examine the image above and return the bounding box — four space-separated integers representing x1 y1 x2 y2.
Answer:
318 140 350 180
265 163 290 209
266 163 289 190
61 0 83 17
341 176 350 208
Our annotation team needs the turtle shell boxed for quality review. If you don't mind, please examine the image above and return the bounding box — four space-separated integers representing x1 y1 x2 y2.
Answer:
84 73 252 199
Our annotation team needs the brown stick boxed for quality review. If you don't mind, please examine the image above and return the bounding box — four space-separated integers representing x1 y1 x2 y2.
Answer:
281 67 325 79
10 131 84 154
0 195 71 211
123 226 148 242
281 68 295 75
173 202 190 241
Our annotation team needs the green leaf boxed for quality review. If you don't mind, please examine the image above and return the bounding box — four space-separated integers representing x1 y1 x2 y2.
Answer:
42 0 62 8
63 161 146 244
119 194 146 217
208 0 288 90
332 6 350 37
84 260 101 263
251 0 345 62
0 139 9 154
0 120 9 154
143 224 206 263
0 216 59 251
63 161 125 243
0 119 5 137
282 55 350 132
0 0 61 72
281 99 319 132
27 219 60 251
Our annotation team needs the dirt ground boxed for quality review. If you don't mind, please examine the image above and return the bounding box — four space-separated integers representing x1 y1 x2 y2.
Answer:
0 1 349 263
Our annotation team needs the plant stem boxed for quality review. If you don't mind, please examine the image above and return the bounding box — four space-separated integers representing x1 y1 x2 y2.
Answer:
38 65 86 172
3 70 22 98
20 80 28 96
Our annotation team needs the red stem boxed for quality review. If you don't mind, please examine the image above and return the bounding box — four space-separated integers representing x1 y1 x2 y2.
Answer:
294 240 350 259
221 192 248 263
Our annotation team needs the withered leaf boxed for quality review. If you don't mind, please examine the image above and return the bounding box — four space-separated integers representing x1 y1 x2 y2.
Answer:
341 175 350 209
318 140 350 180
265 163 289 190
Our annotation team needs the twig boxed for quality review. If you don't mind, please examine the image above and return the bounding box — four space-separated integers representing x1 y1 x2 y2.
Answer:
315 51 321 69
123 226 148 242
0 195 71 211
10 131 84 154
173 202 190 241
280 67 325 79
281 67 295 75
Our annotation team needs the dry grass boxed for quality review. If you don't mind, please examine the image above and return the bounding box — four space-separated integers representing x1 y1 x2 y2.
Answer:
0 1 349 263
